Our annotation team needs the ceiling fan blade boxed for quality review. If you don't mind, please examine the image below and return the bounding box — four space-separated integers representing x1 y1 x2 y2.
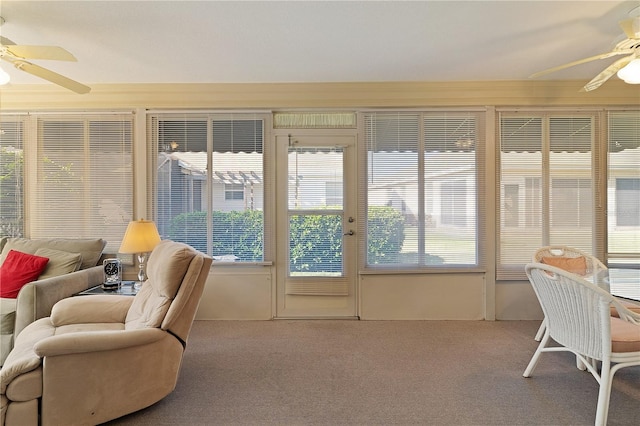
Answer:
3 45 77 61
580 55 634 92
529 49 634 78
13 61 91 94
0 36 17 46
619 17 640 39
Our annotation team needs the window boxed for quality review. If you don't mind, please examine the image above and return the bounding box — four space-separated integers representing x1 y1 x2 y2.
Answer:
441 179 466 226
0 117 25 237
225 183 245 201
151 113 267 262
325 181 343 206
608 111 640 266
615 179 640 227
503 184 519 227
524 178 541 227
288 146 345 277
362 111 485 268
551 178 591 227
497 113 598 279
0 114 133 252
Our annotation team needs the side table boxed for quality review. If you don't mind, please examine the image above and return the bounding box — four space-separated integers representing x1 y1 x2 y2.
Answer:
75 281 138 296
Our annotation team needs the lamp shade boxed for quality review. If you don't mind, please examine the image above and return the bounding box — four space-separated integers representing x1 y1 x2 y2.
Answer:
119 220 161 254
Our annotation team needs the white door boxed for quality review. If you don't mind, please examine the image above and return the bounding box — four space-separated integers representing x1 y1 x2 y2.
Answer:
275 131 358 318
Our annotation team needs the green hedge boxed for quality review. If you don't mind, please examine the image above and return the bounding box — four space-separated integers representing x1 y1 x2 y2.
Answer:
367 206 405 264
289 214 342 273
168 206 413 269
168 210 263 261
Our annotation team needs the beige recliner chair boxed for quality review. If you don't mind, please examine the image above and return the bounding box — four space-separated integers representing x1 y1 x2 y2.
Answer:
0 240 212 426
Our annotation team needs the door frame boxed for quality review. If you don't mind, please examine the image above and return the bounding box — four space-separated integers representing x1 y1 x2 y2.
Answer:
273 128 359 318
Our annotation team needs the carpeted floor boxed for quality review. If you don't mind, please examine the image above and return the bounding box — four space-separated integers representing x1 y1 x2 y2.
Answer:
104 320 640 426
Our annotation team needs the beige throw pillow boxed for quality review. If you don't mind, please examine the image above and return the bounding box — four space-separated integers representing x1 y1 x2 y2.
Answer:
0 238 106 269
34 248 83 279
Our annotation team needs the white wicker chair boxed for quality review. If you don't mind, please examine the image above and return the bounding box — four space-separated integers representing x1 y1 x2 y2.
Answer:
533 245 606 275
532 246 640 342
523 263 640 426
531 246 607 341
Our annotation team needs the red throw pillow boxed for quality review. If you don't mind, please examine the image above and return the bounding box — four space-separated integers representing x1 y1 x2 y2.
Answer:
0 250 50 298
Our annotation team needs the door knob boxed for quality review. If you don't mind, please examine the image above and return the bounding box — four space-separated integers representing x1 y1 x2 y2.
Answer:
343 230 354 236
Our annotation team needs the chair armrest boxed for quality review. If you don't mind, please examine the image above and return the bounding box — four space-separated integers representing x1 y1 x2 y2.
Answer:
14 265 104 336
612 298 640 325
50 295 134 326
34 328 166 357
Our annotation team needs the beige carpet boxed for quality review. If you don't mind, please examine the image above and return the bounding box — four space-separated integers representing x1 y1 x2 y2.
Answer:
104 320 640 426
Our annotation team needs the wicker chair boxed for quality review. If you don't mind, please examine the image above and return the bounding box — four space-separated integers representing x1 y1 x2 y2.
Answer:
523 262 640 426
532 246 640 342
532 245 605 275
531 246 607 341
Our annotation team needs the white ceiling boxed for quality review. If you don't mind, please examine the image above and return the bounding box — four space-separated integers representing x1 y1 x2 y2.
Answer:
0 0 639 89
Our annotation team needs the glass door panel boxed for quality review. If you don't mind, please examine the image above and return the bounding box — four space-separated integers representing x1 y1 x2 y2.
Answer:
275 132 357 317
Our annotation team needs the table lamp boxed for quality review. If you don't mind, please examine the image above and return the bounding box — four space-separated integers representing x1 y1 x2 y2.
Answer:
119 219 161 290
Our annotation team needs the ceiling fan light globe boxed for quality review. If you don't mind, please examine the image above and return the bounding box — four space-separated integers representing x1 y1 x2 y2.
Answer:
0 66 10 85
617 59 640 84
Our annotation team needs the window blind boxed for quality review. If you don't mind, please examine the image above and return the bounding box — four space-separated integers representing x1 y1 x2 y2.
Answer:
608 110 640 266
362 110 484 269
497 112 600 280
0 115 27 237
149 113 267 262
29 114 134 253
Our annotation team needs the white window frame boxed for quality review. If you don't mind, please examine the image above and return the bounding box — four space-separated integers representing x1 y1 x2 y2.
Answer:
496 110 604 280
0 112 134 252
360 109 486 271
148 112 272 264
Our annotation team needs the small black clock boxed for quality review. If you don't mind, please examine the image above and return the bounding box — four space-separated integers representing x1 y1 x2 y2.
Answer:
103 258 122 290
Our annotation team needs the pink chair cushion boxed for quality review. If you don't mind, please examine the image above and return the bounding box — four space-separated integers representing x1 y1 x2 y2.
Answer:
610 316 640 353
541 256 587 276
610 300 640 318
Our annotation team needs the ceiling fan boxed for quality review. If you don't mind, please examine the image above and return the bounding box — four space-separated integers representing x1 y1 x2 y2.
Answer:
0 19 90 94
530 16 640 92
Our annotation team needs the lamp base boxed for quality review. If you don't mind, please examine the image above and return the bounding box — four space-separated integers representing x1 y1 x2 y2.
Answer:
134 252 150 292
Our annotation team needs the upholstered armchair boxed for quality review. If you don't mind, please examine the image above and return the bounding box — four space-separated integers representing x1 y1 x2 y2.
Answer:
0 240 212 426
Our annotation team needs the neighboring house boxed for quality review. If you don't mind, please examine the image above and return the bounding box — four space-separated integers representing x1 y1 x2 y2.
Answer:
156 151 264 237
500 147 640 230
159 147 640 241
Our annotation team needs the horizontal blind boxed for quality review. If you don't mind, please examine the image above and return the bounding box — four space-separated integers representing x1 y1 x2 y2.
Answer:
212 118 264 261
153 116 208 251
497 112 599 280
607 110 640 266
30 114 133 253
424 112 480 266
365 112 419 266
286 145 348 295
274 112 356 129
363 110 483 268
150 113 266 262
0 115 27 237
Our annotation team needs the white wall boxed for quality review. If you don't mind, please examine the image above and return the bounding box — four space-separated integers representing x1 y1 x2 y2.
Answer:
195 268 530 321
197 266 273 320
